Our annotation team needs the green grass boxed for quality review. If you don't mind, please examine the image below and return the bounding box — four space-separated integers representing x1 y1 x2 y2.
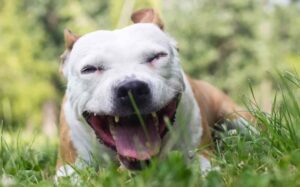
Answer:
1 72 300 187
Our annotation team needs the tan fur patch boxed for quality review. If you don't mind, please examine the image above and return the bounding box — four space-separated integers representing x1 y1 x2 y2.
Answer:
56 96 77 169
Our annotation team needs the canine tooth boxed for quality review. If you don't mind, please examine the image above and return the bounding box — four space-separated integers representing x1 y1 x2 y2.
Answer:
151 112 157 118
114 116 119 123
94 113 97 116
152 112 159 129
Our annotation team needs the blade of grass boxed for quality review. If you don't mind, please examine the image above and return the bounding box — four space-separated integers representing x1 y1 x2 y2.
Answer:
128 91 150 143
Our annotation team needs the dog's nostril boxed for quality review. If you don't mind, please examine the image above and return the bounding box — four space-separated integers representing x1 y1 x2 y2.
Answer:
135 83 150 96
114 80 152 114
116 80 150 100
117 86 129 99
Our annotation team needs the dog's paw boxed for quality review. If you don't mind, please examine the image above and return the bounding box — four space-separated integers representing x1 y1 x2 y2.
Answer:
199 155 221 176
54 165 82 186
213 117 259 142
199 155 212 174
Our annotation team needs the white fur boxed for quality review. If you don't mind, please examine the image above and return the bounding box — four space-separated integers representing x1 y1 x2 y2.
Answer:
159 73 203 161
55 165 79 185
233 117 259 135
56 23 208 177
199 155 212 174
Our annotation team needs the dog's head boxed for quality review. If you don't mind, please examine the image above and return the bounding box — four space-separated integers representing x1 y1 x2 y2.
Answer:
61 9 185 170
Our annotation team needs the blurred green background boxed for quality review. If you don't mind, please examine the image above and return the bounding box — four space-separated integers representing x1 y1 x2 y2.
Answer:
0 0 299 133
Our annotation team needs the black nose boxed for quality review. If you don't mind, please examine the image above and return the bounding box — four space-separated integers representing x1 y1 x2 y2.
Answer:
115 80 151 112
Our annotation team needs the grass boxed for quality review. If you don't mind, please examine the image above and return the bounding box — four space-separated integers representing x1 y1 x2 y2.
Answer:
1 72 300 187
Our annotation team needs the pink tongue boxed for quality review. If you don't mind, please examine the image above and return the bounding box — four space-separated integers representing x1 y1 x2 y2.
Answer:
110 117 161 160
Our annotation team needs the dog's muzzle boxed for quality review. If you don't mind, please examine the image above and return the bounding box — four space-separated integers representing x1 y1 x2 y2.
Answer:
82 80 181 170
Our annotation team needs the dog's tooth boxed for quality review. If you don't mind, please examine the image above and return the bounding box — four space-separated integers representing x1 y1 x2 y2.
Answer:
152 112 159 129
110 129 115 135
94 113 97 116
114 116 119 123
151 112 157 118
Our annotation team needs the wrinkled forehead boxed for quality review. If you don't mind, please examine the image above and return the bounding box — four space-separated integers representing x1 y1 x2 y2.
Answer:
71 23 172 56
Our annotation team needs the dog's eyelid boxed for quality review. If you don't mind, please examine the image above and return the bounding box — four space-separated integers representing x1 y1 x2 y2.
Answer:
153 51 168 57
81 65 104 74
157 51 168 57
146 51 168 63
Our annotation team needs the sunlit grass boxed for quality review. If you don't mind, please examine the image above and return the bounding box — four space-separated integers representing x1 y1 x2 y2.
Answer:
1 72 300 186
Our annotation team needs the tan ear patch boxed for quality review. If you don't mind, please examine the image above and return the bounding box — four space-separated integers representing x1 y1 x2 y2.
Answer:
64 29 79 50
131 8 164 30
59 29 80 76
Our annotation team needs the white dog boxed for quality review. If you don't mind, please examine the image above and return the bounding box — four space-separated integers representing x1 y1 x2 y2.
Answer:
55 8 254 180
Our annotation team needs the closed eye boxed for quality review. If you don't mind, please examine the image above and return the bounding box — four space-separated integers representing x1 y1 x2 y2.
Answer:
81 65 103 74
146 52 168 64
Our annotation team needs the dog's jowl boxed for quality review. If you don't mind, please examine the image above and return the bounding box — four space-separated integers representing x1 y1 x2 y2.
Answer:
56 8 254 180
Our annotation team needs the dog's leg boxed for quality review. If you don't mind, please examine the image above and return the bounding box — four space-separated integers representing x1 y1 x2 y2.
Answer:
188 78 255 133
188 77 256 173
56 97 77 169
199 154 212 173
55 97 80 184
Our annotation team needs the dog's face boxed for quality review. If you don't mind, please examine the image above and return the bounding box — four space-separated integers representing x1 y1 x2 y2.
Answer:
62 10 185 170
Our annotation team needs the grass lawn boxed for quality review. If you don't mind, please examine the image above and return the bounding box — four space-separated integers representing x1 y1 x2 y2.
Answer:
1 72 300 187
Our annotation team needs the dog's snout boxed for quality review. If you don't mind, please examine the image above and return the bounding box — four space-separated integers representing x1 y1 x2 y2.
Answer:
114 80 151 113
117 80 150 99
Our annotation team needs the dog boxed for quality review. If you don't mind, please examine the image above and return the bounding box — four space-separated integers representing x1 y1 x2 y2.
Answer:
55 8 254 180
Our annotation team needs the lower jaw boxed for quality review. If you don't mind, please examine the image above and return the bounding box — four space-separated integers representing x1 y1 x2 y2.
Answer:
118 155 151 170
84 95 181 170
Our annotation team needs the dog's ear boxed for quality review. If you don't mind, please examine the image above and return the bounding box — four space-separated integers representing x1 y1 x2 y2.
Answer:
131 8 164 30
64 29 79 50
60 29 80 77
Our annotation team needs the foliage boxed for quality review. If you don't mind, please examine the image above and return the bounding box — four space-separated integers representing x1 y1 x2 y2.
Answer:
272 3 300 73
0 0 59 128
164 0 286 101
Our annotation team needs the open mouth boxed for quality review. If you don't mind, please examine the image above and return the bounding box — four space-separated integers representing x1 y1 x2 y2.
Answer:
82 95 180 170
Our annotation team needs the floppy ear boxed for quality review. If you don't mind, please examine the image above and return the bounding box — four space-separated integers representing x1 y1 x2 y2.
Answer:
60 29 80 77
131 8 164 30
